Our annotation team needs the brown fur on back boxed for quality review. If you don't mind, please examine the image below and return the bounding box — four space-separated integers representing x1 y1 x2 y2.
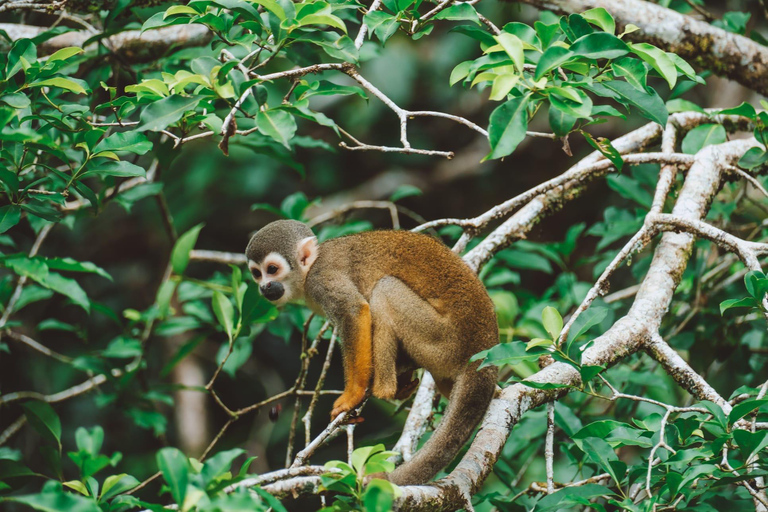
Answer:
306 230 498 359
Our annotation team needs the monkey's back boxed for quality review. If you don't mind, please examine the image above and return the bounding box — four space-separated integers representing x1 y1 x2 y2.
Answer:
309 230 498 352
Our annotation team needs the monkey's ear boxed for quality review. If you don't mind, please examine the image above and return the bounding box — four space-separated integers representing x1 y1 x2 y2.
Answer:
297 236 318 271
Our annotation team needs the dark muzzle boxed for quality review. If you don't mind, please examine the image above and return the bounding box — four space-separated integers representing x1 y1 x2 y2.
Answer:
260 281 284 301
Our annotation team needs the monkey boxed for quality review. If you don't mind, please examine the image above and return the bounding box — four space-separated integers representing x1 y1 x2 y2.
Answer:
245 219 499 486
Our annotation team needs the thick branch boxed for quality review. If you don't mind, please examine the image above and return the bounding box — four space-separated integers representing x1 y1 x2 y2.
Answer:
0 24 211 62
391 138 758 511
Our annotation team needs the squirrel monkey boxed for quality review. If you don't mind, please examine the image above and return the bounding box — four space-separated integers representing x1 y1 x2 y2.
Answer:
245 220 499 485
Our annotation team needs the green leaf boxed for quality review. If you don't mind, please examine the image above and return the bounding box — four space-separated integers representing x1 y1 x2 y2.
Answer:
31 77 88 95
548 104 576 137
4 487 101 512
257 110 297 149
390 185 422 202
201 448 245 486
295 80 367 101
0 92 31 108
103 337 142 359
46 47 84 62
579 437 622 486
351 444 384 474
571 33 629 59
526 337 553 350
574 420 636 440
607 175 652 208
7 39 36 78
601 80 668 126
82 160 146 179
0 459 36 479
729 399 768 424
541 306 563 340
489 74 519 101
580 364 605 383
252 487 289 512
241 284 279 324
75 425 103 456
717 102 756 117
38 272 90 312
582 131 624 171
171 224 204 275
612 57 647 90
212 291 236 341
137 95 201 132
62 481 88 496
163 5 199 17
666 98 706 114
252 0 287 21
21 401 61 448
280 191 312 220
681 124 726 154
0 169 19 196
739 147 768 170
535 46 573 80
734 430 768 463
156 448 189 506
100 474 139 502
489 290 518 328
535 484 615 511
93 131 152 155
515 379 572 390
700 400 728 429
745 270 768 299
485 94 531 160
581 7 615 34
45 257 111 281
629 42 677 88
38 319 77 332
22 203 62 223
362 479 396 512
471 340 541 368
364 11 399 43
299 13 347 33
0 206 21 234
566 306 608 350
549 86 593 118
433 4 480 24
494 33 524 73
720 297 758 315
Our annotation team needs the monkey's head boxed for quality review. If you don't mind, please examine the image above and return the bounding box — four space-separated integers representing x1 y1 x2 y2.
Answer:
245 220 318 307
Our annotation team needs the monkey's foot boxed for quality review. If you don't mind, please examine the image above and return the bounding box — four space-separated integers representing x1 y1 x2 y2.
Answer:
331 390 366 420
394 377 420 400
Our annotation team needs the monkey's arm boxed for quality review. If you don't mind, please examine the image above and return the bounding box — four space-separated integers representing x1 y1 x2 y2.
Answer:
331 300 372 419
308 278 373 419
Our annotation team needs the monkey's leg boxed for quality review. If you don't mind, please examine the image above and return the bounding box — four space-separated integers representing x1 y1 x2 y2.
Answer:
434 378 454 399
331 302 373 419
370 282 399 400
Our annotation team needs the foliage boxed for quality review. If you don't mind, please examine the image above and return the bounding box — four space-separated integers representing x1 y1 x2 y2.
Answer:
0 0 766 511
320 445 400 511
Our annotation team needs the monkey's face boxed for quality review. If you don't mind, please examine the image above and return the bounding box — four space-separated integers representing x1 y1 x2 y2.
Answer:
247 235 318 307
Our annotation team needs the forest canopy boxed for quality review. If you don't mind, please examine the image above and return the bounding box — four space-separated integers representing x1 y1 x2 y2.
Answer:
0 0 768 511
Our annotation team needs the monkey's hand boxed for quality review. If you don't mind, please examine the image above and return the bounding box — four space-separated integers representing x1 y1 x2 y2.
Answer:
331 388 367 420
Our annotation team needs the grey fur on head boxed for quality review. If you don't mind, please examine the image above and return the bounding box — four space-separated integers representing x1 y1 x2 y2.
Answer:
246 220 315 266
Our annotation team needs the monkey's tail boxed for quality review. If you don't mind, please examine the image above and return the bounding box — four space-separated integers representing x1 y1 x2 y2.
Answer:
386 364 497 486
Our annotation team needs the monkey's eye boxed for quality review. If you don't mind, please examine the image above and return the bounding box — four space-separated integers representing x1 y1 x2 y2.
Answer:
252 269 262 280
267 264 278 275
